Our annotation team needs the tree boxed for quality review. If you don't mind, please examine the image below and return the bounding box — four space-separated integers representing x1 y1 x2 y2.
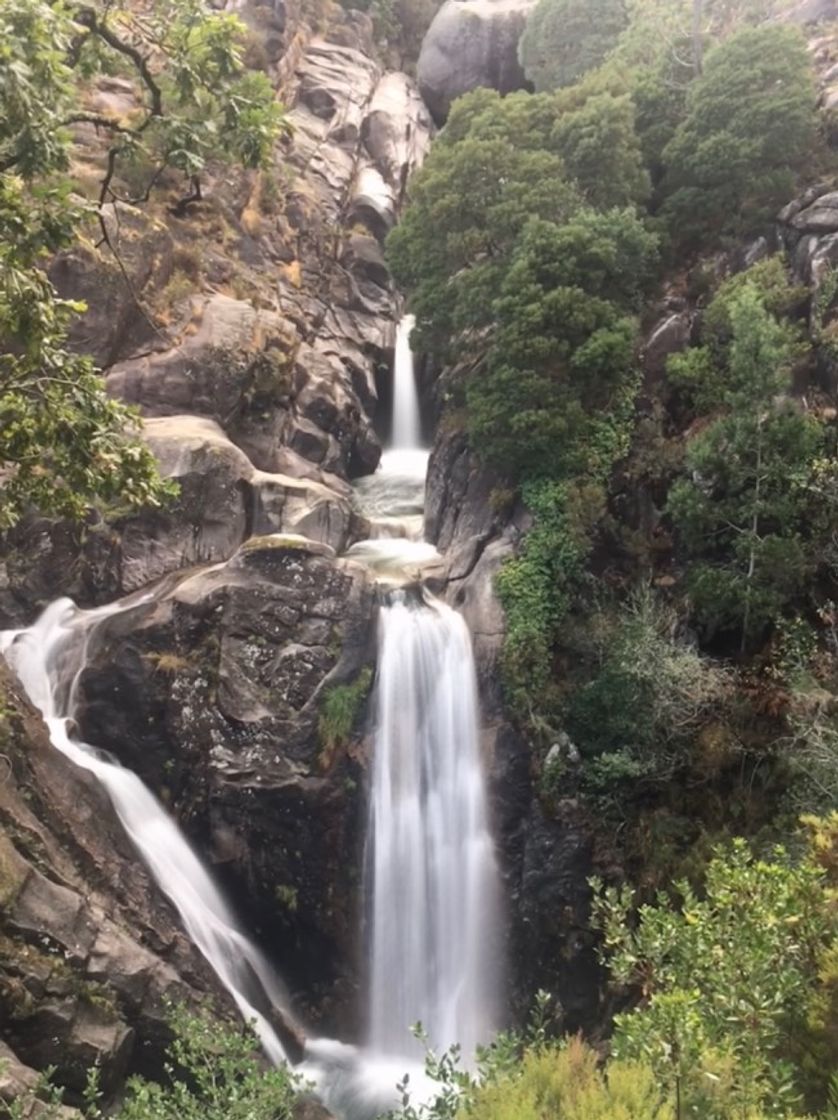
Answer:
661 25 816 246
518 0 628 93
466 207 658 481
551 90 650 210
0 0 288 528
667 284 824 648
387 90 582 355
591 820 838 1117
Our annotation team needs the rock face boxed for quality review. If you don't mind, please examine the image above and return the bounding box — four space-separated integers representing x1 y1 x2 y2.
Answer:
0 663 228 1101
74 539 377 1035
417 0 537 123
0 10 431 628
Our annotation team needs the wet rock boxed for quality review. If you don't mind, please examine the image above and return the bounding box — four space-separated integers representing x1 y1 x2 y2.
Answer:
0 664 227 1103
514 804 602 1031
75 545 377 1035
642 310 692 379
417 0 537 124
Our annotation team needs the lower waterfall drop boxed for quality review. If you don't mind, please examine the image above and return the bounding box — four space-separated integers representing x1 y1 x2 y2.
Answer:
368 592 500 1060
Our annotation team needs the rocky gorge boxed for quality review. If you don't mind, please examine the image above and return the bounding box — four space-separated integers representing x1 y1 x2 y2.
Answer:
0 0 584 1101
4 0 838 1114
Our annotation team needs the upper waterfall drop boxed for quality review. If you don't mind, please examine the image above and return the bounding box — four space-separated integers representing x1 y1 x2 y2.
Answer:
391 314 421 451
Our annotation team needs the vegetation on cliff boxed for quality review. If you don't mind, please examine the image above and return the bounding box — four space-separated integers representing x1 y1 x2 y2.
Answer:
391 0 838 1104
390 0 834 825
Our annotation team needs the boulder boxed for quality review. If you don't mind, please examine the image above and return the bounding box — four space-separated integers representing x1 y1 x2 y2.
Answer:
75 543 378 1035
417 0 537 124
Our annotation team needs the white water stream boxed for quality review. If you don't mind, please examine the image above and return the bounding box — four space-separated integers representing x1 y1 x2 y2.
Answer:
368 594 500 1059
391 314 421 451
0 596 295 1066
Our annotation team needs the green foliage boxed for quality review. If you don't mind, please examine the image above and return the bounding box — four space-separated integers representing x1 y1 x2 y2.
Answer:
0 179 176 527
518 0 628 93
318 667 373 754
387 90 581 356
552 90 651 210
591 823 838 1117
776 606 838 816
115 1005 298 1120
496 481 591 720
567 587 730 774
466 207 655 482
0 0 288 527
460 1037 674 1120
0 1005 299 1120
662 25 817 246
355 0 444 68
668 283 826 647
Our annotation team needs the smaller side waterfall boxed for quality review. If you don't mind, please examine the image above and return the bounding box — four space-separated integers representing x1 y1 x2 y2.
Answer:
368 593 500 1060
391 314 421 451
0 597 299 1065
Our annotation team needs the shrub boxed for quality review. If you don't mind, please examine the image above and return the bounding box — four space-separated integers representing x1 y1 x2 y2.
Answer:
567 587 730 774
661 25 817 247
592 824 838 1116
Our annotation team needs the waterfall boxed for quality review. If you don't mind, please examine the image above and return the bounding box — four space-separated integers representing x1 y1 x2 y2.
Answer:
368 593 500 1060
391 314 421 451
0 596 297 1066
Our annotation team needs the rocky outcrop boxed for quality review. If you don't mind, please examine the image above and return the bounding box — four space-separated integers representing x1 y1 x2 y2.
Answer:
73 538 377 1035
0 663 227 1102
0 9 432 630
417 0 537 123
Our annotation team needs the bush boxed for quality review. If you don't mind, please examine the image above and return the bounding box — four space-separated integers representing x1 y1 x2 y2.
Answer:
0 1006 300 1120
566 587 730 775
592 823 838 1116
661 25 816 247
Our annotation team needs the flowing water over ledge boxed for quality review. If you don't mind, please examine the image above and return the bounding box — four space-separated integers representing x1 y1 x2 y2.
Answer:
0 315 501 1120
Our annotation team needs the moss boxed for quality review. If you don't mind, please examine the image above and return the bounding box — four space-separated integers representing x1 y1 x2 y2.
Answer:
318 667 373 766
0 833 26 911
274 884 299 914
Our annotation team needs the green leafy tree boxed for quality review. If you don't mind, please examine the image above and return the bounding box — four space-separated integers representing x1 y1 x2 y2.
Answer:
0 0 288 528
661 25 816 246
387 90 581 355
466 207 658 481
591 822 838 1117
668 284 824 648
518 0 628 93
551 89 651 210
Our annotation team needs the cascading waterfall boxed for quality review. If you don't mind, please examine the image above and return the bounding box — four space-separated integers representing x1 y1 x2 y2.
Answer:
0 596 297 1066
368 593 500 1059
0 311 501 1120
391 314 421 451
